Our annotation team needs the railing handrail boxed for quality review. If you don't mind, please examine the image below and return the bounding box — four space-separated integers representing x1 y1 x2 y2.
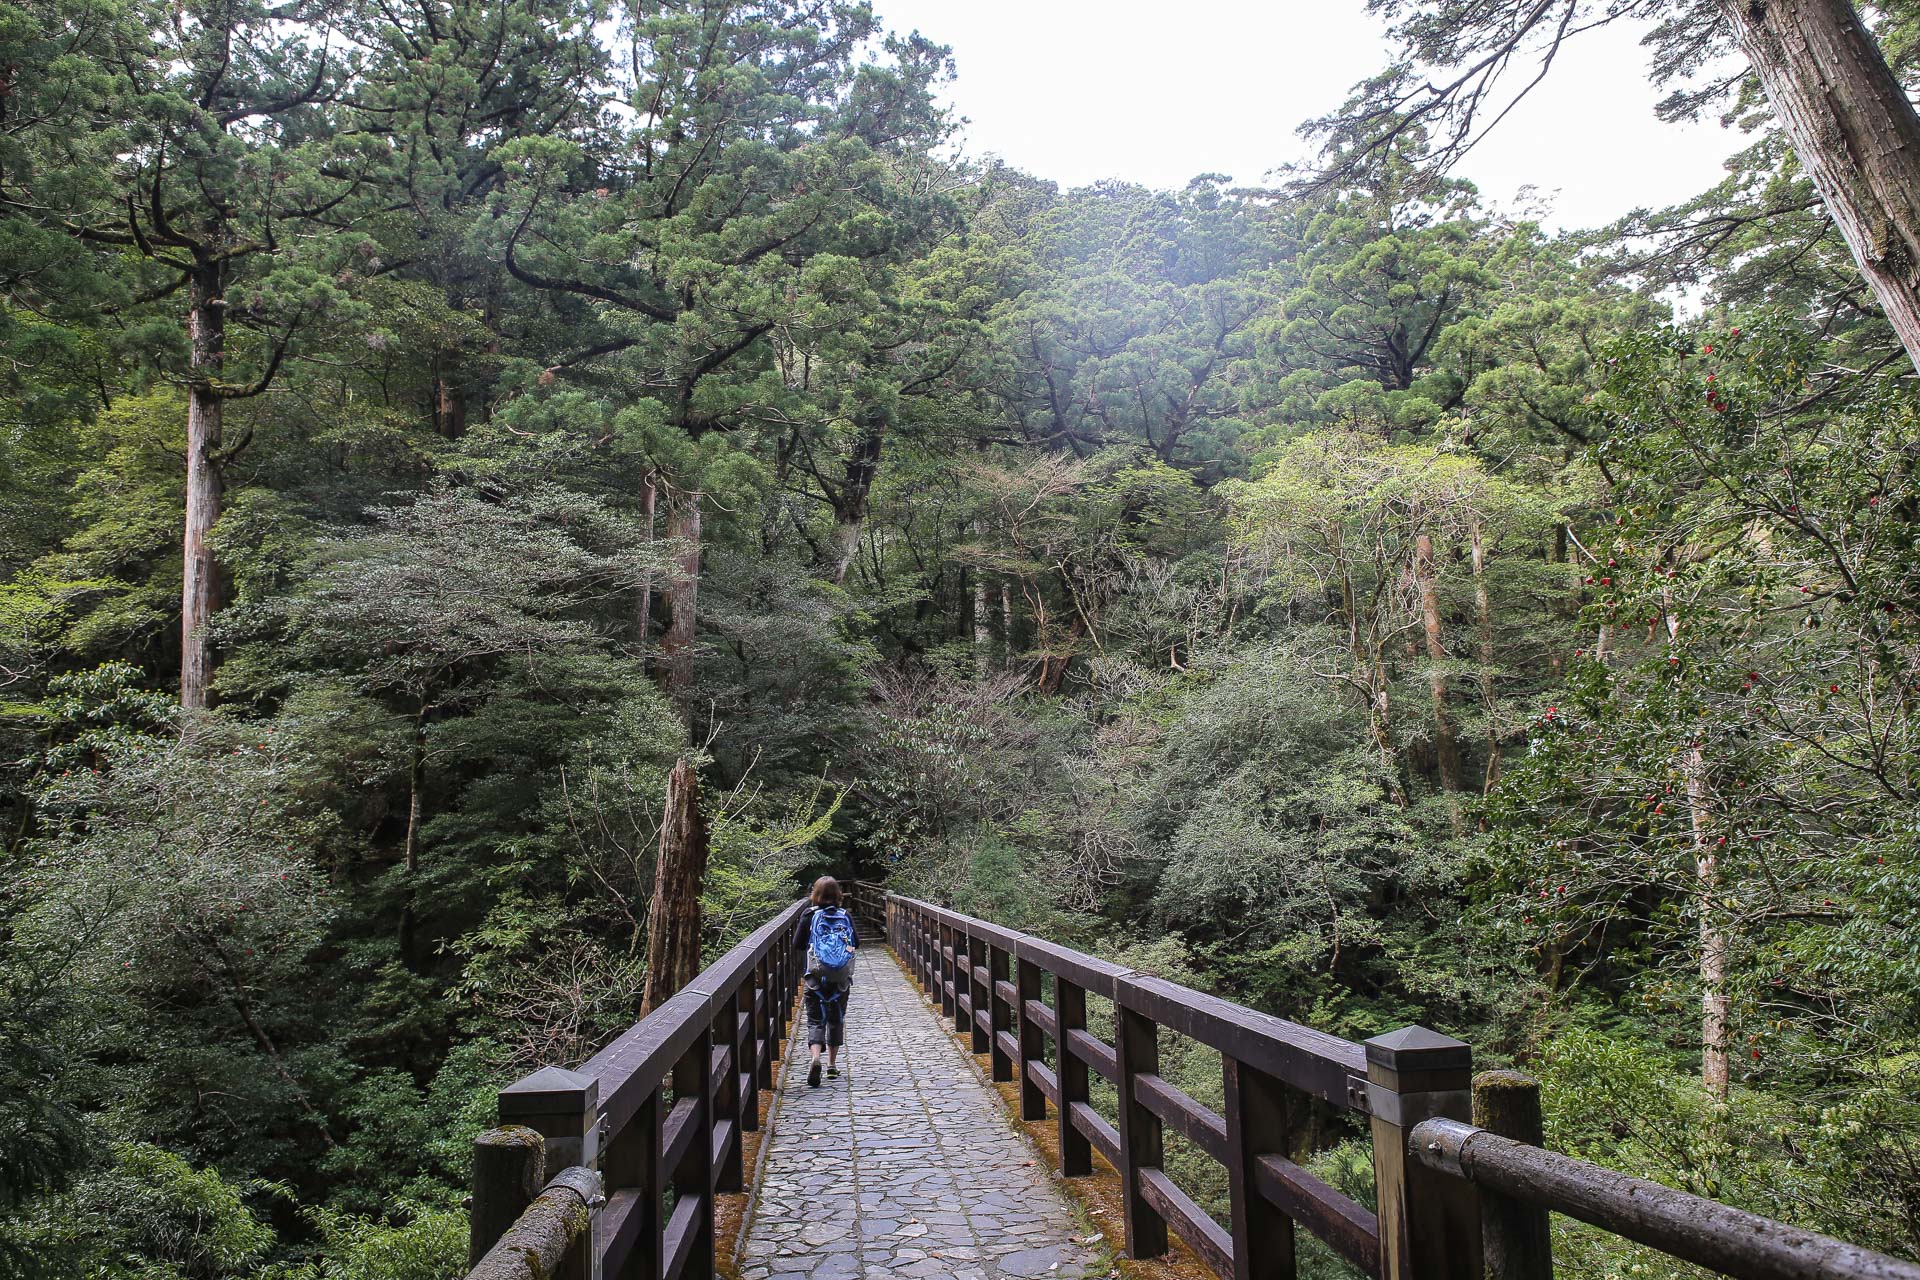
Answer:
879 889 1920 1280
468 896 811 1280
881 891 1387 1277
1413 1116 1920 1280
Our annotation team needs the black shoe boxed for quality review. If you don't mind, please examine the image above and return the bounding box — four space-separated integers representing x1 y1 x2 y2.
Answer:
827 1066 839 1078
808 1060 822 1088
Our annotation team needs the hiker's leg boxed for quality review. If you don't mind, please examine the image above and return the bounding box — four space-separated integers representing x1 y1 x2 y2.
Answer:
804 979 827 1059
825 983 847 1064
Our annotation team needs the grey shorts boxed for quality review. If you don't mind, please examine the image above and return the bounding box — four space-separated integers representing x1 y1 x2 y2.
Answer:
804 976 849 1048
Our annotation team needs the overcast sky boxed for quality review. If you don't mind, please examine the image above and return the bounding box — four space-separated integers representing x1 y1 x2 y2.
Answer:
869 0 1743 231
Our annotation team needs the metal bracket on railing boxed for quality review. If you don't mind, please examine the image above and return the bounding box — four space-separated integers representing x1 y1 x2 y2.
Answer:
1408 1116 1476 1178
544 1165 604 1206
1345 1074 1372 1116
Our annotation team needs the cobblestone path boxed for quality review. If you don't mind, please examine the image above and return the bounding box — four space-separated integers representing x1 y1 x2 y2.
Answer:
739 951 1099 1280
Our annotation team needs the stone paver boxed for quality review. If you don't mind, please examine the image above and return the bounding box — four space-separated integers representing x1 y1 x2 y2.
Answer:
740 951 1098 1280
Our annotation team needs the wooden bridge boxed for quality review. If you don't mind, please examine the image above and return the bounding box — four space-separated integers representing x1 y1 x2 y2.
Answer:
464 887 1920 1280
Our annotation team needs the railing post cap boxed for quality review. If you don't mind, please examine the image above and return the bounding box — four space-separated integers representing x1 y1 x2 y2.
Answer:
1366 1025 1471 1068
1365 1026 1473 1097
500 1066 599 1119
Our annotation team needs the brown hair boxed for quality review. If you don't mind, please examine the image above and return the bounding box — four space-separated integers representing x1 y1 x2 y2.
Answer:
809 876 842 907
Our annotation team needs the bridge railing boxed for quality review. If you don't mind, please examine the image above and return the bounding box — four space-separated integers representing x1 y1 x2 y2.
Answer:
467 898 809 1280
884 891 1920 1280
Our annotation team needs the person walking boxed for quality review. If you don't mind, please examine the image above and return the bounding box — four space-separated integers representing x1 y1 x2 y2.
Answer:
801 876 857 1087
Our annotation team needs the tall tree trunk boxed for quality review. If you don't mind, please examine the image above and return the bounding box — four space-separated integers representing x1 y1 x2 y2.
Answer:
642 758 709 1013
1665 603 1730 1100
181 266 226 711
1691 741 1730 1101
433 363 466 438
826 416 886 585
1415 531 1465 823
1343 567 1407 805
1471 517 1500 793
660 493 701 729
1717 0 1920 367
399 706 427 967
972 520 995 678
636 468 658 661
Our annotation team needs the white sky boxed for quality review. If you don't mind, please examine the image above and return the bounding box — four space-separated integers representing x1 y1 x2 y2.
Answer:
871 0 1744 231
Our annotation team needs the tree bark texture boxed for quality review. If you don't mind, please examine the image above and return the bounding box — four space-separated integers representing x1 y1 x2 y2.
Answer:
1471 518 1501 792
1717 0 1920 368
1415 532 1465 815
827 416 886 585
642 758 709 1013
635 468 657 657
972 520 995 678
181 265 227 711
660 493 701 728
433 364 467 438
1343 565 1408 806
399 708 427 967
1665 604 1730 1100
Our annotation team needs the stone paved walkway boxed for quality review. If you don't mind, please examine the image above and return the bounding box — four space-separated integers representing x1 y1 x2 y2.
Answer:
739 950 1099 1280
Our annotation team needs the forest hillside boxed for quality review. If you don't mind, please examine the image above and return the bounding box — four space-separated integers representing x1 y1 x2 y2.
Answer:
1 1 1917 1276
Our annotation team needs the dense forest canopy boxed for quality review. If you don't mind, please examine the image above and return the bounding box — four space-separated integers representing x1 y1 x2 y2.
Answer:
2 0 1917 1276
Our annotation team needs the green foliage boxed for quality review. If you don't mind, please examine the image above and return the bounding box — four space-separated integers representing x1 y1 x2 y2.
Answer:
3 1142 277 1280
277 1205 465 1280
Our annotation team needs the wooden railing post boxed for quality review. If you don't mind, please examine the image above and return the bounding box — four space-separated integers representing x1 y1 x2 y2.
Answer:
671 1008 716 1280
753 954 775 1091
967 932 991 1054
1015 955 1047 1120
1114 984 1169 1260
470 1127 545 1267
603 1086 662 1280
1473 1071 1553 1280
940 922 958 1022
718 990 744 1189
951 926 970 1035
497 1067 601 1280
918 908 932 991
1055 976 1092 1177
1223 1059 1295 1280
988 942 1014 1083
738 977 761 1131
1367 1027 1481 1280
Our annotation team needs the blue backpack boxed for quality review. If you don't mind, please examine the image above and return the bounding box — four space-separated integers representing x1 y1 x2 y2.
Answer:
809 907 854 974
